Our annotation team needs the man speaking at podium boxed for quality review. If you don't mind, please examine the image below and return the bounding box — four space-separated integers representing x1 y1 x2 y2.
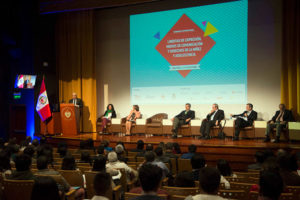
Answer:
69 92 83 108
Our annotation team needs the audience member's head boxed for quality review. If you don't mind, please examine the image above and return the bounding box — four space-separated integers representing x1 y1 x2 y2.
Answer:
79 140 86 150
0 152 11 172
145 144 153 152
174 172 195 187
173 143 181 154
93 155 107 172
261 157 280 173
39 136 47 145
217 159 233 177
144 151 156 163
101 140 109 148
86 138 94 150
23 146 35 158
264 149 275 160
165 142 173 152
25 136 32 144
116 141 126 151
137 140 144 150
254 151 266 164
154 147 163 157
61 155 76 170
277 153 298 172
81 151 91 164
259 170 283 200
139 164 163 193
15 154 32 172
158 142 165 151
188 144 197 154
115 144 124 155
32 139 39 147
31 176 60 200
107 152 118 163
97 145 105 155
191 154 206 170
93 172 112 197
57 146 68 158
199 167 221 195
37 156 49 170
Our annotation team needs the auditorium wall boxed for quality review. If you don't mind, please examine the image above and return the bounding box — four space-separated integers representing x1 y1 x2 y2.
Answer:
95 0 282 120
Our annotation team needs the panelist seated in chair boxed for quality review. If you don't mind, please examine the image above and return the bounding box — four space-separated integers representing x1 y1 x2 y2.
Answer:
230 103 257 141
171 103 195 139
69 92 83 108
125 105 141 136
199 103 224 140
264 104 294 143
100 104 117 134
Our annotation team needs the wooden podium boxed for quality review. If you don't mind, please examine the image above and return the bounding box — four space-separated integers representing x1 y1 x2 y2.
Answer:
40 112 61 135
60 103 80 136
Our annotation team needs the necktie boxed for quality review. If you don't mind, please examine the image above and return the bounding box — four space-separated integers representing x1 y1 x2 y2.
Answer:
276 112 283 122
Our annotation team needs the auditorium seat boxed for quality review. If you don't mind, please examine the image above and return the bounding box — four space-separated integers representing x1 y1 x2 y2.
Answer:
249 191 294 200
218 189 247 200
178 159 192 173
124 193 168 200
3 179 34 200
234 171 260 178
78 166 92 173
162 186 199 196
170 195 186 200
58 170 84 187
117 168 136 192
225 176 259 184
286 186 300 199
229 182 253 193
85 171 99 199
170 158 178 174
146 113 168 136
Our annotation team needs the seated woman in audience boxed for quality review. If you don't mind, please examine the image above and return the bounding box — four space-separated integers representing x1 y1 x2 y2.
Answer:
216 159 237 189
100 104 116 134
125 105 141 136
174 171 196 187
61 155 78 170
0 152 12 177
172 142 182 154
106 152 138 182
31 176 61 200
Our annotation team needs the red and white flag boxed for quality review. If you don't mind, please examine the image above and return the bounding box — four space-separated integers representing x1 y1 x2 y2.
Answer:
36 78 51 121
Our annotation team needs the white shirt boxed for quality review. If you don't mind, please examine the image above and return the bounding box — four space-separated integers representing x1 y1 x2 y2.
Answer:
210 110 219 121
91 195 109 200
106 161 135 181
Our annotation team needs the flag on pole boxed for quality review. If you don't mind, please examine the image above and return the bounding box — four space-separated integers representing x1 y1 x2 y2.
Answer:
36 78 51 121
17 75 24 88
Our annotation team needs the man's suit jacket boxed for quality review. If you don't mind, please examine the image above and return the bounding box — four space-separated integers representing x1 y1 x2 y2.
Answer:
69 98 83 108
176 110 195 124
233 110 257 126
206 109 225 124
271 109 294 122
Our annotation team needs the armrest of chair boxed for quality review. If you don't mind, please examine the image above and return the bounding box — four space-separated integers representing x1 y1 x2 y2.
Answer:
127 180 137 191
162 177 168 186
65 189 76 200
96 117 102 123
121 117 127 124
146 117 152 124
113 185 122 200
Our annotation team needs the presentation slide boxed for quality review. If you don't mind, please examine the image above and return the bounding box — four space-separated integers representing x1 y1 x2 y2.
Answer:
130 0 248 105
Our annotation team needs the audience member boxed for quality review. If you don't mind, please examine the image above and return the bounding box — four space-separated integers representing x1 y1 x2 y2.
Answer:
248 151 265 170
131 140 145 153
61 155 77 170
130 164 163 200
186 167 225 200
0 152 12 177
181 145 197 159
57 146 68 158
78 151 92 165
172 143 181 154
31 176 61 200
277 153 300 186
143 151 169 178
101 140 113 152
115 144 128 163
9 154 35 180
91 172 112 200
190 154 206 181
259 170 283 200
216 159 236 189
164 143 178 159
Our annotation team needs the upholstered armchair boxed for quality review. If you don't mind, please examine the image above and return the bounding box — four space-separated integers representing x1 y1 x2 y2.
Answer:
146 113 168 135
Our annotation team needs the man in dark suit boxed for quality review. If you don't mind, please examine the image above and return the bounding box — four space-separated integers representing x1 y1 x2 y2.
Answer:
264 104 294 143
69 92 83 108
171 103 195 139
231 103 257 141
199 103 224 140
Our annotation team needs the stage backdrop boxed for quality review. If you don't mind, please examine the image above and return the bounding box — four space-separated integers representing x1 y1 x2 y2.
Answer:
56 10 97 132
95 0 283 121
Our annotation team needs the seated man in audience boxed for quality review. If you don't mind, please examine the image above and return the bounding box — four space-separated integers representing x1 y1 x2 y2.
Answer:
186 167 225 200
9 153 36 180
181 144 197 159
115 144 128 163
199 104 224 140
131 140 145 153
35 156 70 192
91 172 112 200
189 154 206 181
248 151 265 170
136 144 153 158
106 151 138 182
264 103 294 143
143 151 169 178
101 140 113 152
154 147 171 169
259 170 283 200
171 103 195 139
230 103 257 141
131 164 164 200
277 153 300 186
164 143 178 159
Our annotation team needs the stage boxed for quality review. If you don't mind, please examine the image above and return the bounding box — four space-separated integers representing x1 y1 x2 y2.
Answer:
44 133 300 171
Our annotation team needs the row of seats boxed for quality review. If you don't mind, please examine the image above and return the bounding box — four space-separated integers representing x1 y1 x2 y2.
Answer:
97 114 300 139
